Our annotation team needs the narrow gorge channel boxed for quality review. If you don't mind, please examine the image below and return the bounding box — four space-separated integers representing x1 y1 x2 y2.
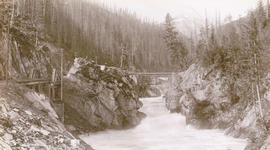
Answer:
80 96 247 150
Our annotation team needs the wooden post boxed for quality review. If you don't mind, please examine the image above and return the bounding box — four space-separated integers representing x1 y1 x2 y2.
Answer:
61 49 63 102
252 83 255 106
6 24 9 87
120 48 123 68
48 84 51 98
52 69 56 82
52 86 55 100
38 84 41 93
61 49 64 122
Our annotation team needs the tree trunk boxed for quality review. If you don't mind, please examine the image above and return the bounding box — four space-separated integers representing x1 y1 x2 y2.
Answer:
254 54 263 118
256 83 263 118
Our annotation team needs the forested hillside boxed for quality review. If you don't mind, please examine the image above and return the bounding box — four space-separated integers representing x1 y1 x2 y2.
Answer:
158 0 270 106
8 0 172 71
189 0 270 108
2 0 270 77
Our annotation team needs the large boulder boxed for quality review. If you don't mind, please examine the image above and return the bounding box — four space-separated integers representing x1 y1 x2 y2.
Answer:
165 64 229 127
165 64 245 129
64 58 144 132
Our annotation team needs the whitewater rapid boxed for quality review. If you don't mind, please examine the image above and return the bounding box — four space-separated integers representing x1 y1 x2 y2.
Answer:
80 96 247 150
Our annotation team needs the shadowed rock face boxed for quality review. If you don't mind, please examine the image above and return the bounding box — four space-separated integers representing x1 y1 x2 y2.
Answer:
64 58 145 132
165 64 235 128
165 64 270 150
0 16 56 80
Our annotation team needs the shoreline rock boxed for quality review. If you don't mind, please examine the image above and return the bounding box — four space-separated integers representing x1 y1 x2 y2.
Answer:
64 58 145 133
165 64 270 150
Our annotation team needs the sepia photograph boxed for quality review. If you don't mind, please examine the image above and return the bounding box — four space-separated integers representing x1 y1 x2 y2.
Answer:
0 0 269 149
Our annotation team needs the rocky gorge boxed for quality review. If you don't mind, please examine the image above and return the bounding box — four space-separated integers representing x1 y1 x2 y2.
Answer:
165 64 270 150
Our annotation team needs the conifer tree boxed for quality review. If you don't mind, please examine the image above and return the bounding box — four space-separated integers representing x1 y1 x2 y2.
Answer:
246 11 264 118
257 0 266 27
163 13 187 70
267 0 270 19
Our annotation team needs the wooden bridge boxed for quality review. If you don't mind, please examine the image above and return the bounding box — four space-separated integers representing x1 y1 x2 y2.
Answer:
128 72 177 85
128 72 176 76
15 79 61 100
0 50 65 121
0 77 64 121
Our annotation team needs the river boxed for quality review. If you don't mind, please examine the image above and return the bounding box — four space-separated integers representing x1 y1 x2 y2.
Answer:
80 96 247 150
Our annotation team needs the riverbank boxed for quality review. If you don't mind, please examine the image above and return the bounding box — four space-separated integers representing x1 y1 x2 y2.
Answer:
165 64 270 150
0 83 93 150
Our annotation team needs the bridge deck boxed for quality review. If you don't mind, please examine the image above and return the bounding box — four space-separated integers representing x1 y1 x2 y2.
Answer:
15 78 49 83
15 79 60 86
128 72 175 76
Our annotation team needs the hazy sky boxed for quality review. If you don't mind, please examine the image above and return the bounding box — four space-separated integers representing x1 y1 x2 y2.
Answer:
95 0 259 23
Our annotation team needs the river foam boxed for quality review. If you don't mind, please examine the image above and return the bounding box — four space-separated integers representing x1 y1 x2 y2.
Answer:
80 96 247 150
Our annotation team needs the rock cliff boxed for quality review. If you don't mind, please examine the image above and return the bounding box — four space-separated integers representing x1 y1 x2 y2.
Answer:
165 64 270 149
64 58 145 132
0 11 59 80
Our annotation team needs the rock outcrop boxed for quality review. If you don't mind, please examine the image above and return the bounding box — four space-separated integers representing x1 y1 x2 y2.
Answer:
0 12 58 80
145 86 162 97
165 64 270 149
0 83 92 150
64 58 145 132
